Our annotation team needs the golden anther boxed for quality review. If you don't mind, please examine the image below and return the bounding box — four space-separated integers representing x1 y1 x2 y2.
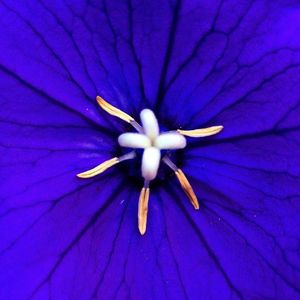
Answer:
175 169 199 209
96 96 135 123
77 157 119 178
138 187 150 235
177 125 223 137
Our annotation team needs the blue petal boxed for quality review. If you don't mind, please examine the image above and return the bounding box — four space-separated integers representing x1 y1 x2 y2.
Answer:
1 1 300 299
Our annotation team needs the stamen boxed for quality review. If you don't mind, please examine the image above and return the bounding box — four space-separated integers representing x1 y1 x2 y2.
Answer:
163 156 199 210
96 96 143 132
96 96 135 123
138 182 150 235
77 152 135 178
162 156 177 171
177 125 223 137
131 121 144 133
175 169 199 209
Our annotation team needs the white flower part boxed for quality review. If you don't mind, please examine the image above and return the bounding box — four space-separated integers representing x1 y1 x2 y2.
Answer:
140 109 159 141
118 133 151 148
118 108 187 181
154 132 186 149
142 147 161 180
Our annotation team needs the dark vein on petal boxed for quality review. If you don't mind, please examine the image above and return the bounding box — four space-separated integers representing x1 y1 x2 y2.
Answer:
0 118 99 130
151 231 171 300
0 150 51 168
1 0 94 102
164 0 224 93
207 199 300 272
191 176 244 211
208 63 300 122
185 46 299 127
0 168 78 207
0 142 109 152
27 179 126 299
158 192 189 300
205 205 300 293
200 0 254 78
0 64 115 136
111 231 134 300
90 189 132 299
190 166 293 201
188 125 300 148
126 0 151 108
102 0 134 106
37 0 98 94
65 2 133 134
65 1 129 127
274 98 300 129
154 0 181 111
165 185 244 299
186 61 300 128
186 155 300 181
0 179 98 255
187 172 300 267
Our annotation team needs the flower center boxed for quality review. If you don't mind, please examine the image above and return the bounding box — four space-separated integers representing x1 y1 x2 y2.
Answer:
118 108 186 181
77 96 224 235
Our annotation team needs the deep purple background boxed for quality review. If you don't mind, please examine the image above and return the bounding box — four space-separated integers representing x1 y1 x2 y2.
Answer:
1 0 300 299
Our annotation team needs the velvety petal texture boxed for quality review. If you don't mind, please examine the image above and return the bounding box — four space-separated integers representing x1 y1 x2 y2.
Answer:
1 0 300 299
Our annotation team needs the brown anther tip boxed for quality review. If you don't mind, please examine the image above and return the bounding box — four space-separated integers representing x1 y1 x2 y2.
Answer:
138 187 150 235
175 169 199 209
177 125 224 138
96 96 134 123
76 157 119 179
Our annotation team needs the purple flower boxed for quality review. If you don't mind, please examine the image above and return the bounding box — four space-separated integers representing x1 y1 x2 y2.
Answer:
1 0 300 299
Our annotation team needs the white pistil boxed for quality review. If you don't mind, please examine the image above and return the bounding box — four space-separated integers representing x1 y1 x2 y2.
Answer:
142 147 161 181
154 132 186 149
78 97 224 235
118 133 151 148
140 109 159 141
118 110 187 181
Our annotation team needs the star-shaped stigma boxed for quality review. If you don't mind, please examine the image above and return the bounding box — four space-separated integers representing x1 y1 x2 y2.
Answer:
77 96 223 235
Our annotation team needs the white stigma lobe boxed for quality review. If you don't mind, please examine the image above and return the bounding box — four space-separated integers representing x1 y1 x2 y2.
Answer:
118 133 151 148
155 132 186 149
140 109 159 141
142 147 161 181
